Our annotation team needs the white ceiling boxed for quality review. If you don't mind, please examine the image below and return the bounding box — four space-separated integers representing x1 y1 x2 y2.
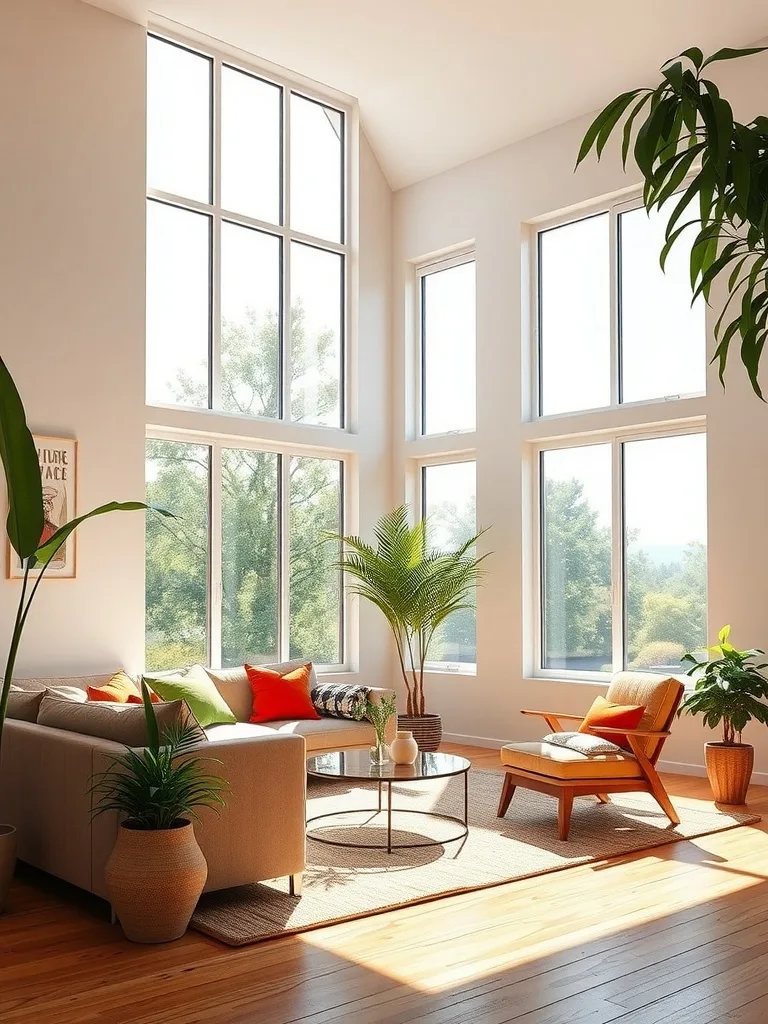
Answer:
85 0 768 189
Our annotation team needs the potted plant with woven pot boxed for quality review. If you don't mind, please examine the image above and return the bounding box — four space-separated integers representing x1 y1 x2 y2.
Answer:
678 625 768 805
0 356 174 913
333 505 489 752
90 683 227 943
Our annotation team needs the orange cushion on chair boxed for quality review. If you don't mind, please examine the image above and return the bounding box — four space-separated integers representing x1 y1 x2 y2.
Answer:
88 670 161 704
245 663 321 724
578 695 646 750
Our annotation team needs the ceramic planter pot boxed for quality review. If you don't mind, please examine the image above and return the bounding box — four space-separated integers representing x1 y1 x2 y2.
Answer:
0 825 17 914
397 714 442 752
105 820 207 943
705 742 754 805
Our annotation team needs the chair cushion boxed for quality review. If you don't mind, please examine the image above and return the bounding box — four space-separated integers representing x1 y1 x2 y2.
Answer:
542 731 624 756
578 695 646 750
500 741 642 780
606 672 683 759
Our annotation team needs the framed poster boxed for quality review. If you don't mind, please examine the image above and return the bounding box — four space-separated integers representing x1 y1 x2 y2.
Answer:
7 435 78 580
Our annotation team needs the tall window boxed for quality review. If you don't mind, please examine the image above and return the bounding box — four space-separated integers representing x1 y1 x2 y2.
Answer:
145 33 350 671
419 254 476 436
146 34 346 426
422 461 477 668
534 195 708 678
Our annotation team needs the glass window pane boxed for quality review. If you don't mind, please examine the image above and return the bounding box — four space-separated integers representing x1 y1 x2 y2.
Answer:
422 261 476 435
146 201 210 408
624 434 707 673
620 204 706 403
290 94 343 242
424 462 477 665
221 66 281 223
289 457 342 663
542 445 612 672
145 440 209 670
539 215 610 416
221 448 279 667
147 36 211 202
221 222 280 418
290 243 343 426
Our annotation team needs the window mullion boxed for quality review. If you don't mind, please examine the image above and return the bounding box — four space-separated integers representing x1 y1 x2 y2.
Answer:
609 206 620 408
278 454 291 661
611 436 624 672
211 57 222 412
209 442 223 669
282 87 291 422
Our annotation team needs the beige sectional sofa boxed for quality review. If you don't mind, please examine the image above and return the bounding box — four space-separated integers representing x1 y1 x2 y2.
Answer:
0 669 396 903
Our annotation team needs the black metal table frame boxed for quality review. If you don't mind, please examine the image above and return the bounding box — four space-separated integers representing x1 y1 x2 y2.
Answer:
306 771 469 854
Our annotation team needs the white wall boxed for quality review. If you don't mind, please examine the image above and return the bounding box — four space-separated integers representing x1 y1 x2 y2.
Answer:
392 49 768 778
0 0 394 688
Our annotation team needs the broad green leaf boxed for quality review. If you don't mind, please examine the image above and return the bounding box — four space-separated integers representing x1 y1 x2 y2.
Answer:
718 624 731 644
141 679 160 752
34 501 176 567
622 94 653 168
678 47 704 70
701 46 768 70
0 356 44 559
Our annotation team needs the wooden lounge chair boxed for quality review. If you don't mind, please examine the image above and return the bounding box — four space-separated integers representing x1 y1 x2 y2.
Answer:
497 672 684 840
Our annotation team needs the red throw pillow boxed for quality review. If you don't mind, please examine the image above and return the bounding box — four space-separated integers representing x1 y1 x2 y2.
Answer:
578 696 646 750
245 663 321 724
88 670 161 704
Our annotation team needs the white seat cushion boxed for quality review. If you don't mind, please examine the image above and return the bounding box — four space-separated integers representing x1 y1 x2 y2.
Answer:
205 716 376 752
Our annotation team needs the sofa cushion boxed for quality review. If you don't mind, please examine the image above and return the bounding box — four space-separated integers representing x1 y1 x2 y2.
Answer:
311 682 370 721
205 660 319 722
500 741 642 780
206 715 378 753
36 696 206 747
87 670 161 704
7 685 47 722
245 663 320 724
12 674 111 693
144 665 236 728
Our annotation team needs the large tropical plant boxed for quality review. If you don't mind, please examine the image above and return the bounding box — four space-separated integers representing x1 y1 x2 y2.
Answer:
333 505 489 717
0 355 174 756
678 625 768 744
576 45 768 396
90 682 227 830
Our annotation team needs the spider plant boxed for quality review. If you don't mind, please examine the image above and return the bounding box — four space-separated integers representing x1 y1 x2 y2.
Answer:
90 683 227 830
332 505 489 717
678 625 768 744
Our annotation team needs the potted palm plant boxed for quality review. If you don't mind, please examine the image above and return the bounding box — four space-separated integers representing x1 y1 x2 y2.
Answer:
91 683 227 942
678 625 768 804
334 505 488 751
0 355 174 912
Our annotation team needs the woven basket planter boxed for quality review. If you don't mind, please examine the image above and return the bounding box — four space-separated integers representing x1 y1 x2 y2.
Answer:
397 713 442 752
705 742 754 805
106 820 207 943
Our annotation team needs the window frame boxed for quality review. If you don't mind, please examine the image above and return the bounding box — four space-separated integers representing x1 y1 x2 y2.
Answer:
146 428 347 672
146 29 352 430
415 247 477 438
532 422 706 682
419 453 478 675
532 190 707 422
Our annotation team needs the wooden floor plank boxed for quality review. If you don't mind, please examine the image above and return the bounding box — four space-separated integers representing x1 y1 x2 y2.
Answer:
1 743 767 1024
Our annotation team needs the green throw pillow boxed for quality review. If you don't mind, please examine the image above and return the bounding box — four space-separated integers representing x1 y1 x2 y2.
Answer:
144 665 236 729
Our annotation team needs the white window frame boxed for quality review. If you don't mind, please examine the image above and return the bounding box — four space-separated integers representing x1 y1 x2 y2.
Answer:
532 422 706 682
146 28 353 430
532 190 707 423
415 246 476 439
417 452 478 675
145 28 357 673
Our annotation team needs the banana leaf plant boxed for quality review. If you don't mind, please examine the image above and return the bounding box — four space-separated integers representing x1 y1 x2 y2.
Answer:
0 356 175 756
576 45 768 397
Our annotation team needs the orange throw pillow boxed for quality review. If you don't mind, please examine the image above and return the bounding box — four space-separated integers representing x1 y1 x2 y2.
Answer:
245 663 321 724
88 670 161 704
578 695 645 750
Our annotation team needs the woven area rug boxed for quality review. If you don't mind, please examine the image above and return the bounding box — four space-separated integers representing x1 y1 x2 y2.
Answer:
190 768 760 946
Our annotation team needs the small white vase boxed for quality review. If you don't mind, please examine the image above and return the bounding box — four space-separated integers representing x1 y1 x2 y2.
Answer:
390 730 419 765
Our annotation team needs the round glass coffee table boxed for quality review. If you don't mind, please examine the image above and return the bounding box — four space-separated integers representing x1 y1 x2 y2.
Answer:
306 750 471 854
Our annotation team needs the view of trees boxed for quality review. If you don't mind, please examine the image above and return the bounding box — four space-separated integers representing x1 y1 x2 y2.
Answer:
543 476 707 673
145 302 342 670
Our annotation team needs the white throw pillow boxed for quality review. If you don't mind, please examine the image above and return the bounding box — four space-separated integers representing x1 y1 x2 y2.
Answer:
542 731 623 756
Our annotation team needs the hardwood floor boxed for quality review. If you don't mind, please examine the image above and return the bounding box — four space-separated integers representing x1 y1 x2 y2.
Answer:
3 743 768 1023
